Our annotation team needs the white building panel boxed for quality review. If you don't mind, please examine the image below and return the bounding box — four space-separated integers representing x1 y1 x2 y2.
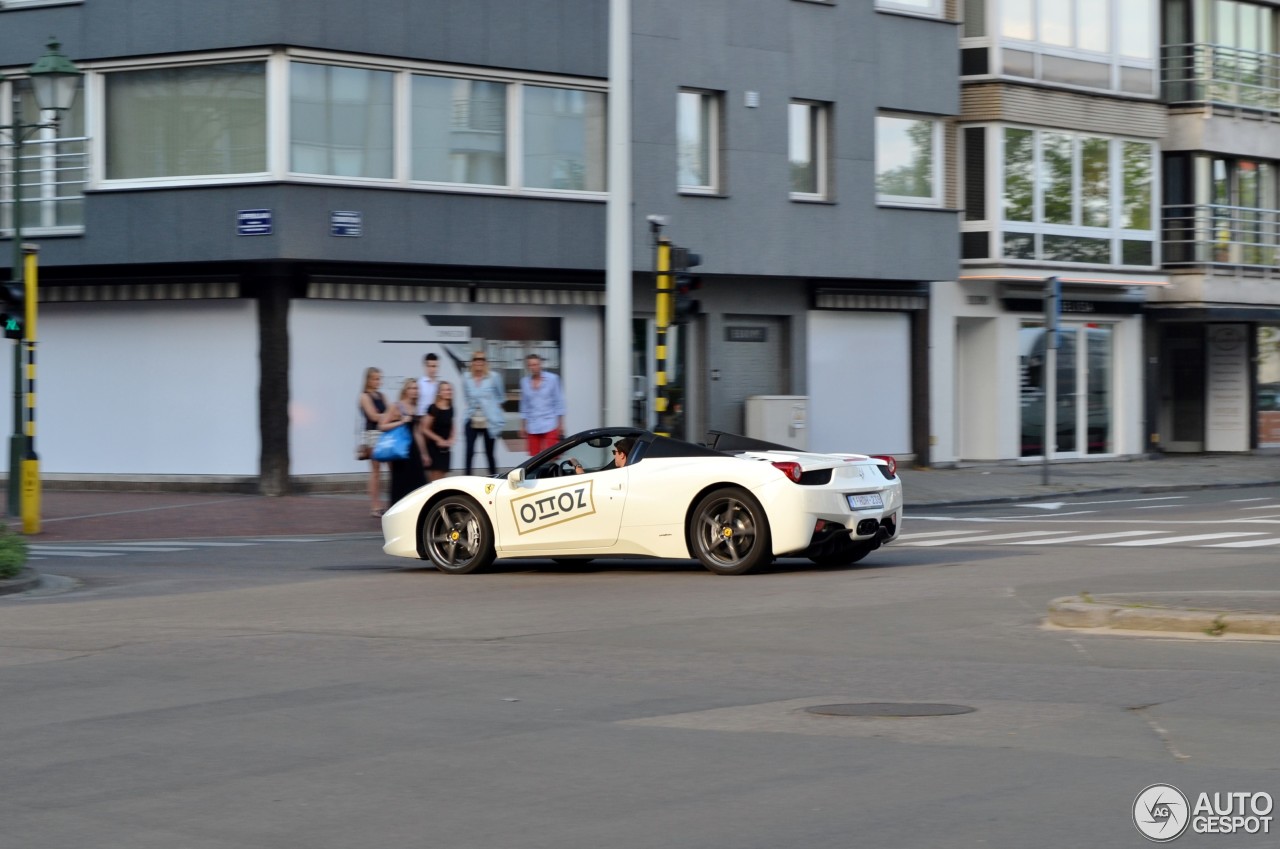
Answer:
806 311 911 455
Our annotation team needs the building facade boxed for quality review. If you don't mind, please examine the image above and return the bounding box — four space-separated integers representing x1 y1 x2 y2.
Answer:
1 0 960 490
1159 0 1280 452
940 0 1168 464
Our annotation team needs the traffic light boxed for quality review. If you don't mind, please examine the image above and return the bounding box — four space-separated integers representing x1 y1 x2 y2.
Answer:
671 247 702 325
1 282 24 341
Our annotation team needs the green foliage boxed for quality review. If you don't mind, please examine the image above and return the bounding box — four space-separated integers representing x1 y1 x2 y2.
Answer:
0 527 28 580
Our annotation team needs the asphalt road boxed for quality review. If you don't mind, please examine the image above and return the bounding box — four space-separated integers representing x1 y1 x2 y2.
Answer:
2 490 1277 849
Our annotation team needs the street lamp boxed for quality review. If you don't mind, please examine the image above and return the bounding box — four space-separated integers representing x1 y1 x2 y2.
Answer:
3 39 82 516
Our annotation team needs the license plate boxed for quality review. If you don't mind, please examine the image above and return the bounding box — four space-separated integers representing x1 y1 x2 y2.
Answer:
846 492 884 510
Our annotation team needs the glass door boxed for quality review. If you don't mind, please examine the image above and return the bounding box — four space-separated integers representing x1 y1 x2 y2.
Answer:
1020 322 1115 457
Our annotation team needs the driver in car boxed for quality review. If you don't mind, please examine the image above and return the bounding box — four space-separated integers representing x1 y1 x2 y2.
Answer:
571 437 633 474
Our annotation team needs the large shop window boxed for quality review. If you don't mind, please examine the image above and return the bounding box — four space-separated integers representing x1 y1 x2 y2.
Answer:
105 62 267 179
98 54 607 197
998 127 1155 267
1019 322 1114 457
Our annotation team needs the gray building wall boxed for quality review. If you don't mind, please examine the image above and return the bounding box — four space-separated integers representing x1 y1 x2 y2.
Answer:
5 0 958 283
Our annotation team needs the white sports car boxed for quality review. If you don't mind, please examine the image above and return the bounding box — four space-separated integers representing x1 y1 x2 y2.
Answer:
381 428 903 575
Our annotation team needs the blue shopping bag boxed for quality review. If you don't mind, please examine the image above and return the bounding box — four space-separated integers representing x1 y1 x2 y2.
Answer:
372 424 411 461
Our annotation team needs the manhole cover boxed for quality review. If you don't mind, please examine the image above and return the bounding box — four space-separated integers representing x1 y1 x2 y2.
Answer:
804 702 976 718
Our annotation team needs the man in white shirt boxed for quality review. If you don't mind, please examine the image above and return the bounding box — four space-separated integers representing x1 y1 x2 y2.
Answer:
416 352 440 416
518 353 566 455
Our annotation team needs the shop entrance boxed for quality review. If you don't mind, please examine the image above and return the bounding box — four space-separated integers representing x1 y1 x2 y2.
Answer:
1159 325 1206 452
1019 322 1115 457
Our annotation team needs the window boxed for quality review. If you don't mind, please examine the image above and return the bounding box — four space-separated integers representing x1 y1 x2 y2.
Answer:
992 0 1156 95
290 62 394 179
523 86 606 191
411 75 507 186
2 79 87 233
677 89 720 193
992 126 1157 266
105 62 267 179
876 113 942 207
876 0 942 15
96 52 607 198
789 100 829 199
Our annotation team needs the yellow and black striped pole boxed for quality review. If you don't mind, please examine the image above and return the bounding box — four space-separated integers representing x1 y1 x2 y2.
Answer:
21 246 39 534
654 237 672 435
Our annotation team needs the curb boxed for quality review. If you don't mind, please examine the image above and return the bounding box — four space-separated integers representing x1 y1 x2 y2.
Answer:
1047 596 1280 637
0 567 42 597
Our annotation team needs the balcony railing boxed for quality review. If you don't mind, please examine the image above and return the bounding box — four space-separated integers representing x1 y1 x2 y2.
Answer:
1163 203 1280 268
1 135 89 234
1162 42 1280 112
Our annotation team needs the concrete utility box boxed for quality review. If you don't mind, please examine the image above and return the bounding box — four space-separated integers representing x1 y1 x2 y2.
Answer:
745 395 808 450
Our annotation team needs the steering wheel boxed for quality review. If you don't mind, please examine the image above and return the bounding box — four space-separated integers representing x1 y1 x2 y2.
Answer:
557 460 579 476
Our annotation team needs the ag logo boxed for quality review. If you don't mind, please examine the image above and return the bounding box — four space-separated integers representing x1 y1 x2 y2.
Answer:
511 480 595 535
1134 784 1190 842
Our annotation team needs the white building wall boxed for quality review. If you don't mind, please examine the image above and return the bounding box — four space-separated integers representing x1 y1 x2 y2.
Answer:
806 310 912 456
931 280 1147 462
22 300 260 475
290 300 603 476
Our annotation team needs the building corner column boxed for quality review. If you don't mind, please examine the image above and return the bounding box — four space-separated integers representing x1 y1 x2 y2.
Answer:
255 265 292 495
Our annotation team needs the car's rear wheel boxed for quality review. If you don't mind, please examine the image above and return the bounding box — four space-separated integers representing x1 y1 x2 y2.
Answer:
421 495 495 574
690 487 771 575
809 539 877 567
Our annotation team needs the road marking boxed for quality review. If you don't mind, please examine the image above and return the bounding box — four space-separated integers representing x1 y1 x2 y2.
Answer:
1232 498 1274 503
29 545 189 553
108 541 256 547
25 550 118 558
1003 531 1163 545
1100 532 1268 546
1014 496 1187 510
901 530 987 539
1205 538 1280 548
1242 505 1280 511
901 531 1061 547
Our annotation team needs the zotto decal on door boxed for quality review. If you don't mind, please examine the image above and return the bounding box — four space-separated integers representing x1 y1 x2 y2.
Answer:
510 481 597 534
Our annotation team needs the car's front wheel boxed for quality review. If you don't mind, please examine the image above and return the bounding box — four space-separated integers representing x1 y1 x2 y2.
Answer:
690 487 771 575
421 495 495 574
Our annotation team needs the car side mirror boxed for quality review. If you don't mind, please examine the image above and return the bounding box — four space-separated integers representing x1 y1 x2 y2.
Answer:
507 467 525 486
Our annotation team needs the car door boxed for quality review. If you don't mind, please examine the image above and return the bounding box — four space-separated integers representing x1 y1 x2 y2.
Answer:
494 465 629 553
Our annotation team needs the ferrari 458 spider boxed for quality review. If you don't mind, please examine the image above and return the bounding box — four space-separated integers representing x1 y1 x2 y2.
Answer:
381 427 902 575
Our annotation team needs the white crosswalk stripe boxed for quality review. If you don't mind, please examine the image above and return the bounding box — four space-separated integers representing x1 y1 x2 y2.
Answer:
1099 532 1268 546
1205 537 1280 548
25 537 328 561
1002 531 1164 545
900 531 1061 547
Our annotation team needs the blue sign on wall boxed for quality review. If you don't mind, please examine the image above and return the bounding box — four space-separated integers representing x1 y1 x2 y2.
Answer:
331 210 362 237
237 209 273 236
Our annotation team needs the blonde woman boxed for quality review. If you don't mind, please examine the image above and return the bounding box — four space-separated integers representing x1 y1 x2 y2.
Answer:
381 378 427 506
358 367 388 516
462 351 506 475
423 380 457 483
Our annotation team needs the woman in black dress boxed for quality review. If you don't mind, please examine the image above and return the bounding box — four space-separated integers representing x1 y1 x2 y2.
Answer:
380 379 427 505
423 380 457 483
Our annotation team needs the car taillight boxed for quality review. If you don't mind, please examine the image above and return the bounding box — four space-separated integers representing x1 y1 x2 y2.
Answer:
871 455 897 477
771 461 803 482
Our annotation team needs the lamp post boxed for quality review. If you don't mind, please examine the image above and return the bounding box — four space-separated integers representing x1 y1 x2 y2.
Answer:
3 39 82 515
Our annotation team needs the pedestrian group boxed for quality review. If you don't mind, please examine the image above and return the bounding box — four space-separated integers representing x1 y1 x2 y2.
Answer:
358 349 567 516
